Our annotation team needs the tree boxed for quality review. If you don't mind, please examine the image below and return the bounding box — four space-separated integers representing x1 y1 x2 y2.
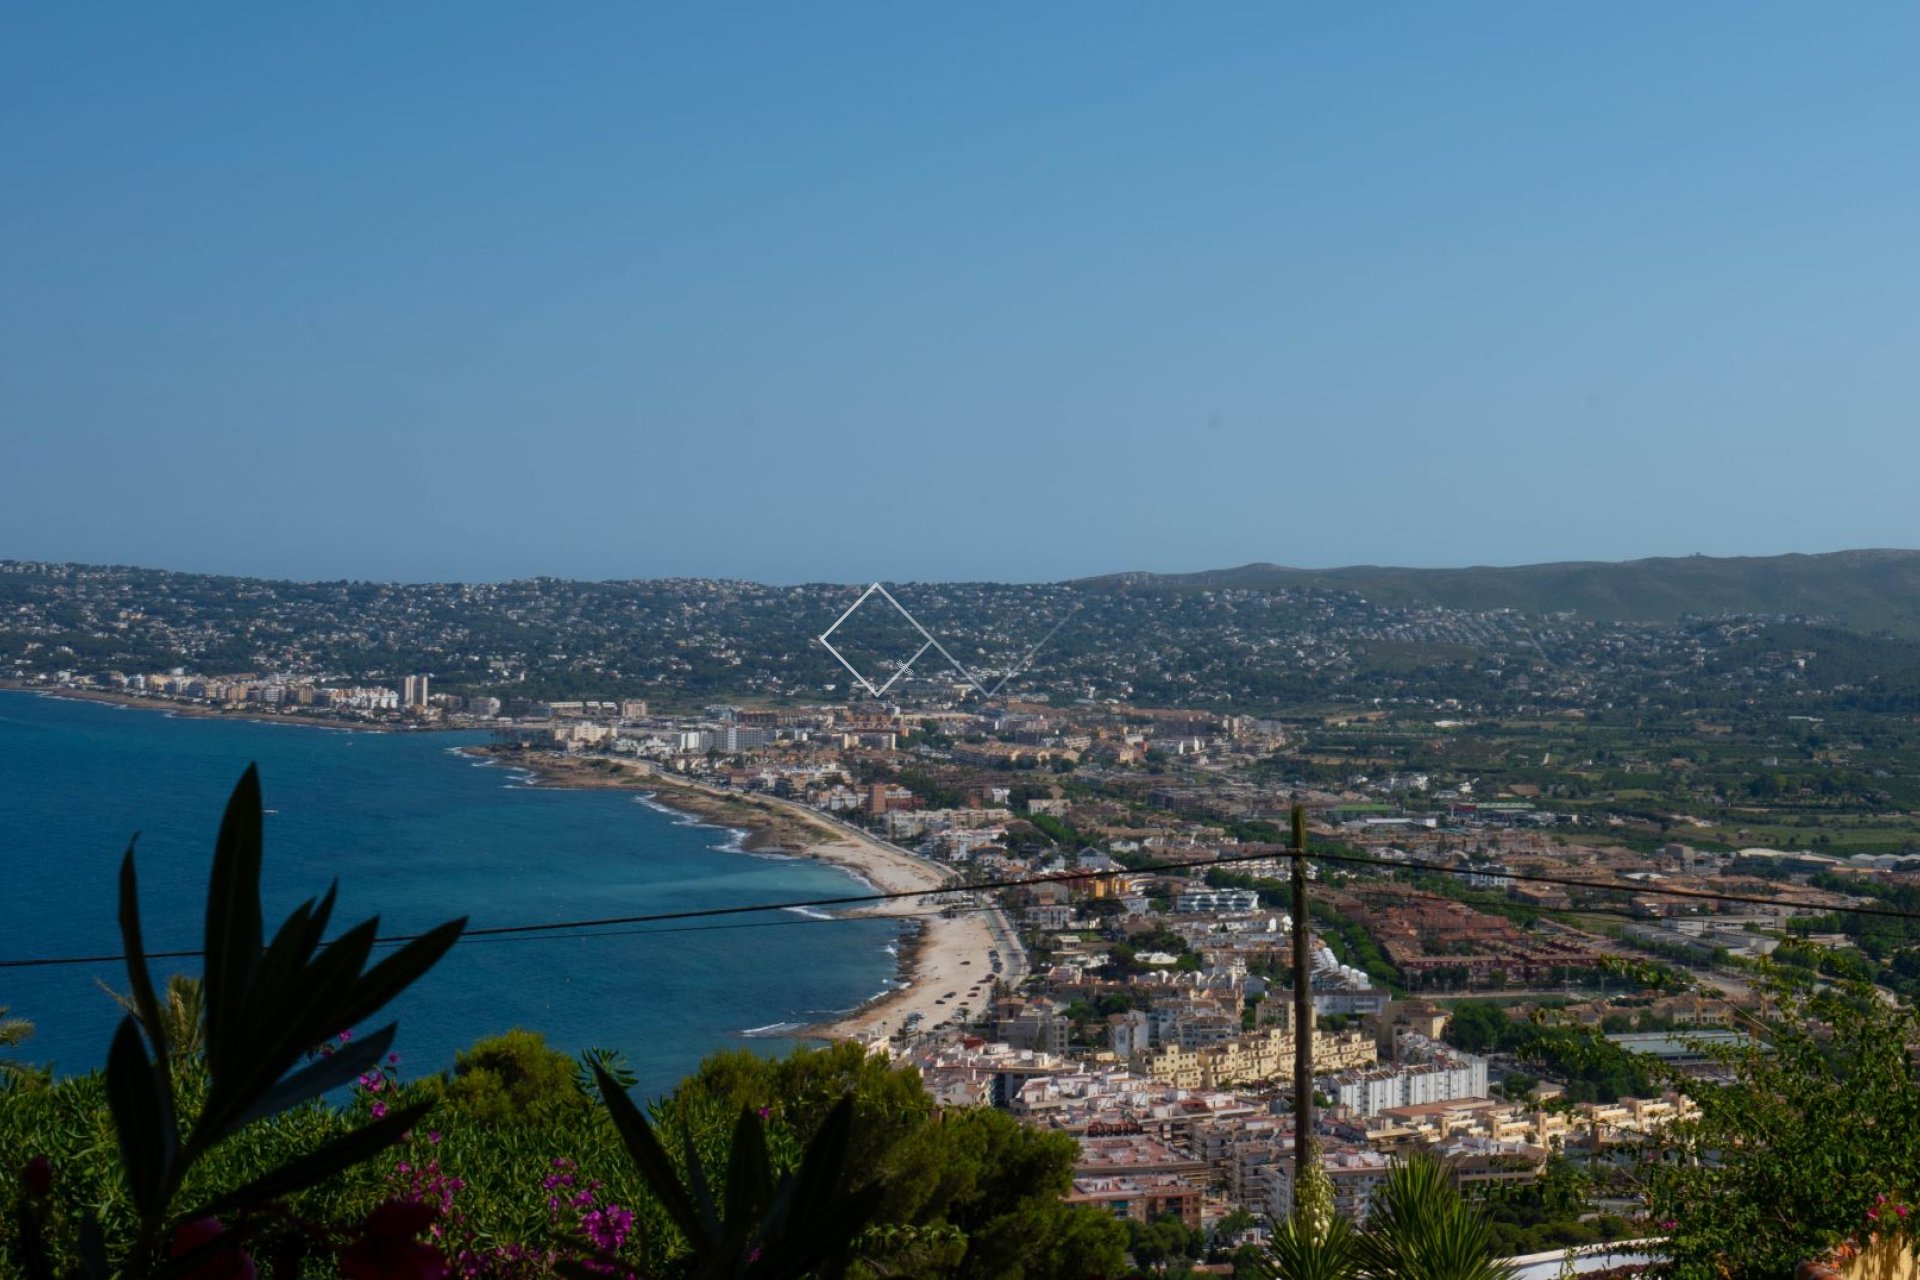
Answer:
1495 1073 1537 1104
1129 1213 1203 1272
434 1028 592 1125
1215 1207 1257 1244
881 1106 1126 1279
1648 971 1920 1280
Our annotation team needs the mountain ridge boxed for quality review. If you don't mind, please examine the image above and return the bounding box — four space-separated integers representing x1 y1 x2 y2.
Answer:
1079 548 1920 633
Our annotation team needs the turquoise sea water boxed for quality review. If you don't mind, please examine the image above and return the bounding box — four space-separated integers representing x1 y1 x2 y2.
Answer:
0 691 900 1096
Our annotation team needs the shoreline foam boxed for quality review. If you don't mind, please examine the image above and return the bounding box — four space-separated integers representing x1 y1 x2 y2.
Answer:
469 747 1028 1043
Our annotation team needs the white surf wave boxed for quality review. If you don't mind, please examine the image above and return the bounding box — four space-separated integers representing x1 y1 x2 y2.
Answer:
741 1021 800 1037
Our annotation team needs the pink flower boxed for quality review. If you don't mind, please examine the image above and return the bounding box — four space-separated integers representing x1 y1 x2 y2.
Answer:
371 1102 388 1120
168 1218 257 1280
1661 1220 1677 1231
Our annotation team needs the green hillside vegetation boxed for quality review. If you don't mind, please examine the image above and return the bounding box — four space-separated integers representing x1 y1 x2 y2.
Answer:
1088 549 1920 633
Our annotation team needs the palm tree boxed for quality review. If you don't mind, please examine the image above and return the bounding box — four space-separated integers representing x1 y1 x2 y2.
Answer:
0 1005 35 1080
1358 1154 1514 1280
1260 1153 1514 1280
98 973 206 1060
1260 1209 1360 1280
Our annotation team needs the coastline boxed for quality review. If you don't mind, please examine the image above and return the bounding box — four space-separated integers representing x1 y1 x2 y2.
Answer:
0 681 429 733
474 747 1028 1043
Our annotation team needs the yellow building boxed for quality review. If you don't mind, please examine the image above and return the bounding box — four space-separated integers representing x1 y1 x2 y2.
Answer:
1140 1027 1376 1089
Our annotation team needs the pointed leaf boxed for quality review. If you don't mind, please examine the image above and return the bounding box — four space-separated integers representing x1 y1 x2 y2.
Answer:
76 1213 110 1280
105 1016 174 1218
681 1122 722 1241
235 1022 397 1129
117 839 171 1075
325 918 465 1038
11 1202 58 1280
203 765 265 1081
746 1187 883 1280
192 1102 431 1219
789 1095 856 1225
725 1106 772 1241
199 917 378 1140
594 1064 706 1248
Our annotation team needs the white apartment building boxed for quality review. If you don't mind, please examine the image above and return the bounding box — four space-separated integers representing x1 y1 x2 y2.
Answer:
1322 1053 1489 1118
1270 1147 1392 1224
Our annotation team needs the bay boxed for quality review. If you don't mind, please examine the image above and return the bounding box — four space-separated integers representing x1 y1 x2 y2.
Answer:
0 690 899 1097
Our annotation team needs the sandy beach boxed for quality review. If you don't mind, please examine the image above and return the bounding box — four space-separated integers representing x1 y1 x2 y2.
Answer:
481 749 1027 1043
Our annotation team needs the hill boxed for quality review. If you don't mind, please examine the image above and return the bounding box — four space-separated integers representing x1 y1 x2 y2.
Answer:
1085 549 1920 634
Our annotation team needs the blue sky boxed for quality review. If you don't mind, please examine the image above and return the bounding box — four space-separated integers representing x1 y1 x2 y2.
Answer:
3 4 1916 584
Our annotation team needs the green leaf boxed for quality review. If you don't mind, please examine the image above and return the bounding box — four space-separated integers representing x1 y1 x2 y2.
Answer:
234 1022 397 1129
104 1015 174 1219
681 1121 722 1242
198 916 377 1142
748 1188 884 1280
595 1063 707 1249
11 1201 58 1280
191 1101 431 1219
789 1094 856 1225
117 838 172 1077
724 1106 772 1244
326 918 466 1039
202 765 265 1082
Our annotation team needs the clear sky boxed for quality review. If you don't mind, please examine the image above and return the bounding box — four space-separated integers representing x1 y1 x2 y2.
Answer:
3 5 1916 585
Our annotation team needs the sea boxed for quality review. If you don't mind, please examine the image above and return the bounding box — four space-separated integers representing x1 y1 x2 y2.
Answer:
0 690 902 1097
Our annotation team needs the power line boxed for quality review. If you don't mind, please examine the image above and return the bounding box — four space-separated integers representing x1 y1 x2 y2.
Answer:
0 839 1911 971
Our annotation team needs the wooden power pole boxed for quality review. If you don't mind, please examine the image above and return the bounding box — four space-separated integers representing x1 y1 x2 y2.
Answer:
1290 802 1314 1190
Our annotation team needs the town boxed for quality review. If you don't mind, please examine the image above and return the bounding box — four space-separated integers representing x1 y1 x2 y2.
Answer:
13 565 1920 1262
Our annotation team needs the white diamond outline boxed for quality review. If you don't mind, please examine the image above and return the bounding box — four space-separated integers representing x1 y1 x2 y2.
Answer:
980 602 1083 697
818 582 990 700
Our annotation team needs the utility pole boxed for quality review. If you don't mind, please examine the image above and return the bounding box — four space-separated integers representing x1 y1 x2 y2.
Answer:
1290 802 1314 1192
